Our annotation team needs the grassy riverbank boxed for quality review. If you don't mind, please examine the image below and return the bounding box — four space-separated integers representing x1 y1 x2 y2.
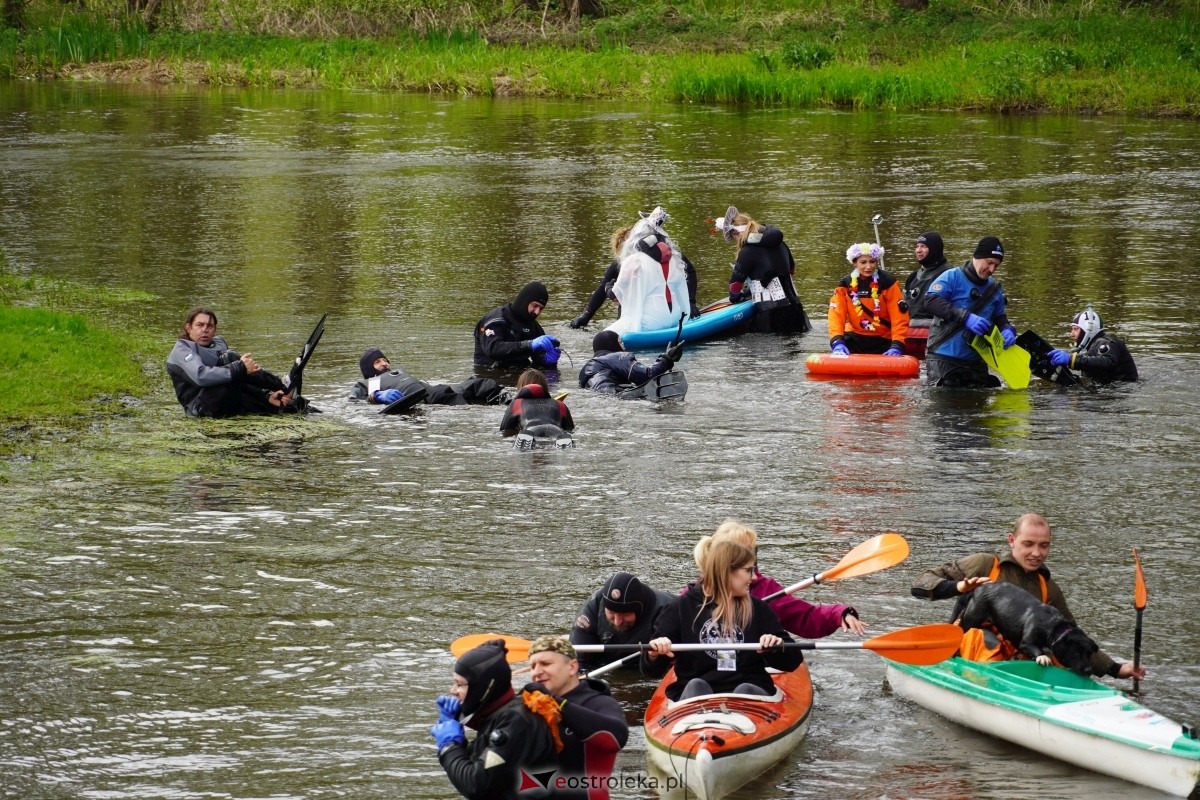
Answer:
1 1 1198 114
0 273 159 424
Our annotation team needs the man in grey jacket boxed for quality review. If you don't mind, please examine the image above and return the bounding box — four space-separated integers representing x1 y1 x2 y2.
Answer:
166 306 306 417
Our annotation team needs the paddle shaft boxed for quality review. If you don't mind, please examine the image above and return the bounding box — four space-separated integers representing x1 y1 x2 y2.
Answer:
871 213 885 270
670 312 685 349
573 641 883 654
584 652 638 679
1132 547 1147 694
450 622 959 666
762 573 822 602
1133 607 1143 694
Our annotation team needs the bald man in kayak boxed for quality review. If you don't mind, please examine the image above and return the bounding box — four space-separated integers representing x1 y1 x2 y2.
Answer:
911 513 1146 681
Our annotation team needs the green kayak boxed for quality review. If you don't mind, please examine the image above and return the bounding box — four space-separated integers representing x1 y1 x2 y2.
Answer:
886 657 1200 797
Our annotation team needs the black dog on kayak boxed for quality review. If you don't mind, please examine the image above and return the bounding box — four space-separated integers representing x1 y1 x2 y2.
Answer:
959 582 1099 676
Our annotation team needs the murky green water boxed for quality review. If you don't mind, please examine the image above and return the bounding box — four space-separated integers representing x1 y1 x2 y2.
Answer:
1 81 1198 799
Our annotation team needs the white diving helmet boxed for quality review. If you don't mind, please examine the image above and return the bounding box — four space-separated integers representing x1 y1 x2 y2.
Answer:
1071 306 1103 349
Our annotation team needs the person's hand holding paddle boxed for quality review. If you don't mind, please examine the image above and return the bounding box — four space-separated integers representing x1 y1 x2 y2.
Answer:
646 637 674 660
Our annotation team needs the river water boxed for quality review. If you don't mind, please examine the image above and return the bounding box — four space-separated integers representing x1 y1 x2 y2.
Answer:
1 82 1198 799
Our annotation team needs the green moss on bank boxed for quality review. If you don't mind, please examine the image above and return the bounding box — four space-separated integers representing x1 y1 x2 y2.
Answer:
0 274 160 422
1 0 1198 115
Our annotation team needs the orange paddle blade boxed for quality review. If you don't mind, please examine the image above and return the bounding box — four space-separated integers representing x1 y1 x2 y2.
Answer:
1133 548 1148 610
822 532 910 582
865 623 963 666
449 633 532 663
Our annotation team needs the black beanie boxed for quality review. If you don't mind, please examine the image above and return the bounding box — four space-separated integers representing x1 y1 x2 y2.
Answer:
510 281 550 324
600 572 651 615
453 639 511 722
915 232 944 266
973 236 1004 260
592 330 621 355
359 347 387 378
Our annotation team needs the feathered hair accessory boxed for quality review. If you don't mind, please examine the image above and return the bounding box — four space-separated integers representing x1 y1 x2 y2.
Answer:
846 242 885 263
639 206 670 231
712 206 748 242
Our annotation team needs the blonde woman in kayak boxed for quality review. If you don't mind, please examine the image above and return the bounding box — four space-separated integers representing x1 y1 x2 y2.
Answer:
697 519 867 638
642 540 804 701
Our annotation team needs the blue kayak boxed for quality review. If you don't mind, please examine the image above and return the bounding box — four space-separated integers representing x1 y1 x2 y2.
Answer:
618 301 756 349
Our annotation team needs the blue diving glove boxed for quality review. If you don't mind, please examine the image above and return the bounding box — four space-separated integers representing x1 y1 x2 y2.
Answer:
964 313 992 337
1048 349 1073 367
1000 326 1018 348
431 718 466 750
436 694 461 722
883 344 905 357
373 389 404 404
530 335 559 354
541 344 562 367
831 341 850 356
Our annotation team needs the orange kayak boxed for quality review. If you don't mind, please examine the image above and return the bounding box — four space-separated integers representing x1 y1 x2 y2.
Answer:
805 353 920 379
644 663 813 799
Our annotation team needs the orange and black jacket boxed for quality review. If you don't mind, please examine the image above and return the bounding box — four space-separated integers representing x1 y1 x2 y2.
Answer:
827 269 910 348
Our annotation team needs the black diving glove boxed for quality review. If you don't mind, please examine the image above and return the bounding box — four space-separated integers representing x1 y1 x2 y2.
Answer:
661 341 684 366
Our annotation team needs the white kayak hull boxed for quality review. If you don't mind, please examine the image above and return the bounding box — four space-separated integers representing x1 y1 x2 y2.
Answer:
887 659 1200 798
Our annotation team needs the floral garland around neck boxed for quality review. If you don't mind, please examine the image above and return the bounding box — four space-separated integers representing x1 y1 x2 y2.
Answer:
850 269 881 330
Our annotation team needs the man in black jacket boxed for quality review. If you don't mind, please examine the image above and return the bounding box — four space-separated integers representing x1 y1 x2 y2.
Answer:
474 282 561 371
904 231 950 325
1047 307 1138 384
525 636 629 800
570 572 673 672
577 331 682 394
351 348 505 406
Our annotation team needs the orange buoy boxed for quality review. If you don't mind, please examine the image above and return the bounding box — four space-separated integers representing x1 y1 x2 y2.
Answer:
805 352 920 379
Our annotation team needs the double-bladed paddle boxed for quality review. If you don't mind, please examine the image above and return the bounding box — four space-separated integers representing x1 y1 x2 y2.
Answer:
1132 547 1148 694
449 623 962 667
761 532 909 602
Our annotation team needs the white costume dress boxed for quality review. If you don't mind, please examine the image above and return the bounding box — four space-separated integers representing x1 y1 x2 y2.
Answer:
607 217 692 336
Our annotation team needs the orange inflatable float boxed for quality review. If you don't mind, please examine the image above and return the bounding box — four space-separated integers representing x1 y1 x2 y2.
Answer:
805 352 920 379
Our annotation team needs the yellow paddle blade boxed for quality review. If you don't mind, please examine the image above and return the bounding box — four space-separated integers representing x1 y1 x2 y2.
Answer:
866 623 963 666
1133 548 1148 610
449 633 532 663
821 532 910 582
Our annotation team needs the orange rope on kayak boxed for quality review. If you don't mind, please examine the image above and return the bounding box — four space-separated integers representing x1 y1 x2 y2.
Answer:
522 689 565 752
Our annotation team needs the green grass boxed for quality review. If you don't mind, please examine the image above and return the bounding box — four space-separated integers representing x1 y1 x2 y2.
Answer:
0 274 160 422
0 305 153 420
1 1 1198 112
